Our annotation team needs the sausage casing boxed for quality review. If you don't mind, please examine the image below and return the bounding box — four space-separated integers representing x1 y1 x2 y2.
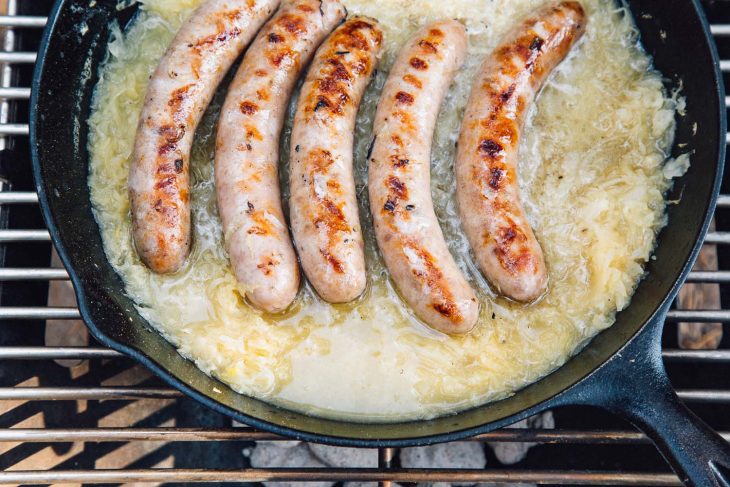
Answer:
369 20 478 334
215 0 346 312
455 1 586 302
288 17 383 303
129 0 280 274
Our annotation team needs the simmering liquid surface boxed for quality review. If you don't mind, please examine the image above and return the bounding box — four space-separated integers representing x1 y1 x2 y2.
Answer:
88 0 686 420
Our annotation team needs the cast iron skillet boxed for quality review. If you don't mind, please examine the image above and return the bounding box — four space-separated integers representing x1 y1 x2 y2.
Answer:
30 0 730 484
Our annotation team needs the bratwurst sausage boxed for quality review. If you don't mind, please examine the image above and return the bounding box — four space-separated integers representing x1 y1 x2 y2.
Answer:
215 0 346 313
129 0 280 274
289 17 383 303
369 21 478 334
455 1 586 302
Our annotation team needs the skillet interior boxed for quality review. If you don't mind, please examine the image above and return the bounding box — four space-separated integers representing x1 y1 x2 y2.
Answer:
30 0 724 445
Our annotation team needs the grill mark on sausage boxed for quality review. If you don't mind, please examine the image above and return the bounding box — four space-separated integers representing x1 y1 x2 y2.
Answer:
402 74 422 88
491 225 535 277
257 255 280 276
402 239 461 322
478 139 503 157
280 13 308 35
392 156 409 168
395 91 414 104
418 39 438 54
245 124 264 141
409 57 428 70
320 249 344 273
387 176 408 199
488 166 505 190
240 101 259 115
157 124 185 156
190 27 242 52
247 210 275 236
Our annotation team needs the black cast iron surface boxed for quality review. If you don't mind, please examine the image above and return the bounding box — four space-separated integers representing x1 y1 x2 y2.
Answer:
9 2 724 484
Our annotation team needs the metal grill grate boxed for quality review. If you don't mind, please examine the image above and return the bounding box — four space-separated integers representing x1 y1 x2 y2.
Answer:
0 0 728 485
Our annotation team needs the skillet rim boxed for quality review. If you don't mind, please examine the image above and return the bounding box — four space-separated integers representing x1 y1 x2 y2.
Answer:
29 0 726 446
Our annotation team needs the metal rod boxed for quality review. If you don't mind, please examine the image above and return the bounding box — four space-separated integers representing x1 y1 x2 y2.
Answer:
703 232 730 245
676 390 730 403
0 347 122 360
662 349 730 363
717 195 730 207
0 229 50 241
0 427 695 444
1 267 727 284
1 307 728 324
685 271 730 283
0 15 46 27
0 51 35 63
665 310 730 322
0 268 68 280
14 308 730 322
0 191 37 203
0 387 723 403
0 388 182 400
378 447 396 487
0 347 724 363
0 428 652 443
0 469 682 485
0 122 28 134
0 86 28 99
0 307 79 319
0 0 17 151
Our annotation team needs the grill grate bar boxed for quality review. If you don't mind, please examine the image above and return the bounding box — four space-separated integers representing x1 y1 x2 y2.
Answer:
0 15 45 27
0 122 28 134
0 427 725 444
0 86 29 98
0 387 725 402
0 468 683 485
711 24 730 35
0 346 122 359
4 308 730 321
4 268 730 283
3 268 730 283
703 232 730 244
0 191 38 203
665 310 730 322
0 268 68 280
0 346 725 362
0 51 34 63
7 17 730 34
0 229 49 241
0 307 78 319
0 387 183 400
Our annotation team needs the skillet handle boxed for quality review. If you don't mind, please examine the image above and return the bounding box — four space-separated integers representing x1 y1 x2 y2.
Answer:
565 310 730 487
608 370 730 486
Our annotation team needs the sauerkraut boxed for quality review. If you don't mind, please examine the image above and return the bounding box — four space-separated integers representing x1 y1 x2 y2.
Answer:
87 0 686 421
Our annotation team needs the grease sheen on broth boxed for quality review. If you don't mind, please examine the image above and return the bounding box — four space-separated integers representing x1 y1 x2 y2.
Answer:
88 0 685 420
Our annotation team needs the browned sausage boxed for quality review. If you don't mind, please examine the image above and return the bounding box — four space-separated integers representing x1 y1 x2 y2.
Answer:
455 1 586 302
215 0 346 313
368 20 478 334
288 17 383 303
129 0 280 274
